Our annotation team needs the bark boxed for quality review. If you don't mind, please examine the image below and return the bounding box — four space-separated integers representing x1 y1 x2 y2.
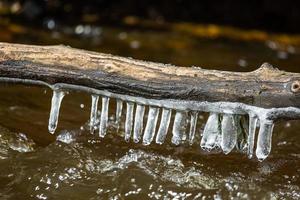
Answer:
0 42 299 109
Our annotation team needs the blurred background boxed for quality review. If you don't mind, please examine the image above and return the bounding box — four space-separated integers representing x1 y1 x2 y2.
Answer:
0 0 300 72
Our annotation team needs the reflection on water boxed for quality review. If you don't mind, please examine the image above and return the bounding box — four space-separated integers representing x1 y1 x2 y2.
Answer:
0 23 300 199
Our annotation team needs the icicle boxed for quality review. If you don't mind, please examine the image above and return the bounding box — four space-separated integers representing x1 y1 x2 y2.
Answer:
188 112 198 145
124 102 134 142
256 119 274 161
133 104 145 143
99 97 110 137
156 108 172 144
172 111 187 145
235 115 249 153
200 113 221 151
89 95 99 134
115 99 123 131
247 114 258 159
143 107 159 145
48 89 66 134
221 114 238 154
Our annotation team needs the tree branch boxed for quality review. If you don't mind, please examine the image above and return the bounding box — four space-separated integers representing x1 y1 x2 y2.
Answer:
0 42 299 110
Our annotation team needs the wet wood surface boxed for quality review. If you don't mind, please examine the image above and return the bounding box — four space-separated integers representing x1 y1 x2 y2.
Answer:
0 42 299 108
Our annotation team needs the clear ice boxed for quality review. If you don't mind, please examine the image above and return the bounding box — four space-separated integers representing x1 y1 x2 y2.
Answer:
221 114 238 154
247 115 258 159
133 104 145 143
156 108 172 144
255 120 274 161
188 112 198 145
3 78 297 161
99 97 110 137
89 95 99 133
235 115 249 153
125 102 134 141
172 111 187 145
143 107 159 145
115 99 123 131
48 89 66 134
200 113 221 151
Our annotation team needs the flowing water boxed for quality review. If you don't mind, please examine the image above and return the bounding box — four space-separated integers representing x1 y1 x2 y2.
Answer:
0 23 300 199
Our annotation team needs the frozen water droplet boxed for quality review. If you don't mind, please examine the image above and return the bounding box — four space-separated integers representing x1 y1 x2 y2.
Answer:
172 111 187 145
247 114 258 159
235 115 249 153
156 108 171 144
256 120 274 161
221 114 238 154
133 104 145 143
200 113 221 151
99 97 110 137
56 130 75 144
115 99 123 131
89 95 99 134
189 112 198 145
48 89 66 134
124 102 134 142
143 107 159 145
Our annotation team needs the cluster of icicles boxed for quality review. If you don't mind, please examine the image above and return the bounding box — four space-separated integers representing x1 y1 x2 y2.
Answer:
48 89 274 162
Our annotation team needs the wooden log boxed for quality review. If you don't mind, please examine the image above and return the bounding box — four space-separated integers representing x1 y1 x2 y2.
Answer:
0 42 299 111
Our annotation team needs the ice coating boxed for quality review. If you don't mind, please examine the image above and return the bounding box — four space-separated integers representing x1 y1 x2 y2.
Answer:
1 79 299 121
115 99 123 131
125 102 134 142
133 104 145 143
200 113 221 151
189 112 198 145
99 97 110 138
89 95 99 134
172 111 187 145
235 116 249 153
156 108 172 144
48 89 66 134
221 114 238 154
247 115 258 158
143 107 159 145
256 120 274 161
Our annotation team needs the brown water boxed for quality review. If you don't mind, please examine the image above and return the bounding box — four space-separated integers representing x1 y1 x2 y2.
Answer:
0 23 300 199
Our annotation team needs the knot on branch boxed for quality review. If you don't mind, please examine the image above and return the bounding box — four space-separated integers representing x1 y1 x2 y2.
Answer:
291 81 300 93
256 63 279 73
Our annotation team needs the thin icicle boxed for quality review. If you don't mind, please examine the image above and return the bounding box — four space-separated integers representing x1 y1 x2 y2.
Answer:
124 102 134 142
156 108 172 144
247 114 258 159
235 115 249 153
143 107 159 145
189 112 198 145
221 114 238 154
200 113 221 151
48 89 66 134
256 119 274 161
115 99 123 131
99 97 110 137
89 95 99 134
133 104 145 143
172 111 187 145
